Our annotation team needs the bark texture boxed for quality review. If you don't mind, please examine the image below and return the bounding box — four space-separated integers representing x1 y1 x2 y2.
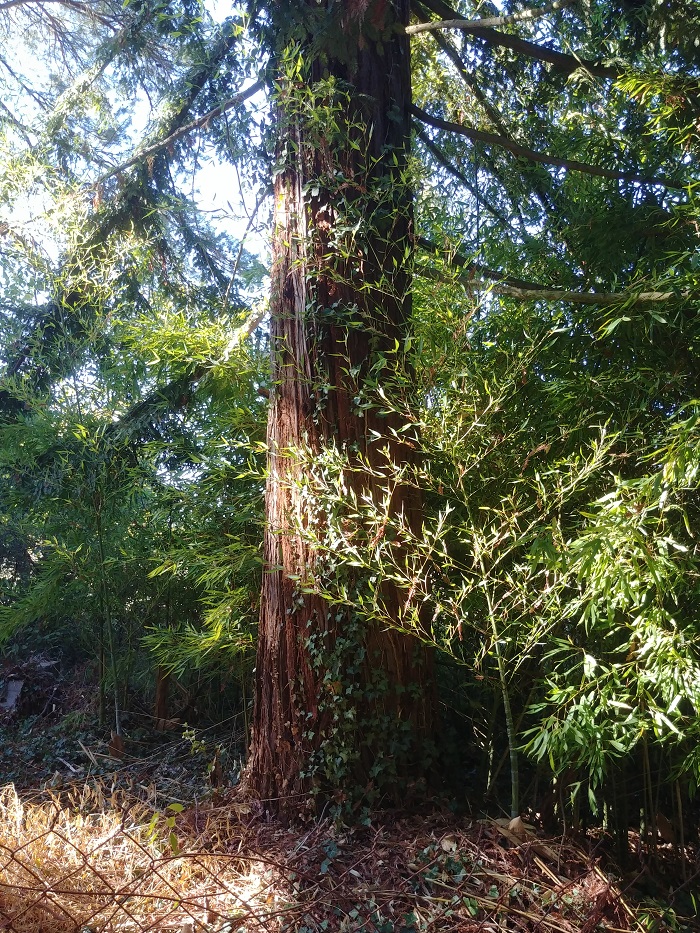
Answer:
248 0 434 813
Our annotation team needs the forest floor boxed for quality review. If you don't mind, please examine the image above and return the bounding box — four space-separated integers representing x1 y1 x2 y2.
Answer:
1 654 698 932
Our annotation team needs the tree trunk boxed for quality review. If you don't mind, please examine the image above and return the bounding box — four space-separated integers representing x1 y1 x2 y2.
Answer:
247 0 434 814
154 665 170 730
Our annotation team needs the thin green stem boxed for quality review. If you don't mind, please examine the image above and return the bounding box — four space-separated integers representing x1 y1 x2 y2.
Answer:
475 539 519 818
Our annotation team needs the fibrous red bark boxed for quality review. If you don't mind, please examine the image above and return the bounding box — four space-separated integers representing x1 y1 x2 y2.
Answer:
247 0 434 813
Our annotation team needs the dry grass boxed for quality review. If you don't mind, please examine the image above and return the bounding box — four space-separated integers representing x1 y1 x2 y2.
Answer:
0 781 681 933
0 783 270 932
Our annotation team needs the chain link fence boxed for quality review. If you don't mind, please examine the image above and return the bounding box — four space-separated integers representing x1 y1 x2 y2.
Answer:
0 784 278 933
1 782 659 933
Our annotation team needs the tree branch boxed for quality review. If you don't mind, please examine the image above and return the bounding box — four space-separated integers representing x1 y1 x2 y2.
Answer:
0 0 116 28
464 28 618 79
406 0 576 35
413 126 513 228
94 79 263 188
476 282 678 305
417 236 552 291
109 302 267 443
411 0 619 78
416 263 683 306
427 29 559 215
411 104 681 188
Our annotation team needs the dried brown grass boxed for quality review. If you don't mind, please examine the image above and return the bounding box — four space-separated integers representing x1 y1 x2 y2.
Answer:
0 781 677 933
0 783 270 933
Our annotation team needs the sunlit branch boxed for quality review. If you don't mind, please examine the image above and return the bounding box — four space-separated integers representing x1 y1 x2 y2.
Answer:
406 0 576 35
110 303 268 441
417 264 683 305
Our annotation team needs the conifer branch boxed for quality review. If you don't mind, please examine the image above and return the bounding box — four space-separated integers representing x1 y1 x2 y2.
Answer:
417 237 547 291
425 30 560 216
413 127 512 228
0 0 115 25
411 0 619 78
94 80 263 188
411 105 681 188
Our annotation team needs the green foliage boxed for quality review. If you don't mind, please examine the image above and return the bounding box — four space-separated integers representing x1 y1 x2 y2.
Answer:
300 612 428 816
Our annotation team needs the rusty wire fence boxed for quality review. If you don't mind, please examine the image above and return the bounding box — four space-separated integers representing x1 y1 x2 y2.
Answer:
0 784 283 933
1 782 667 933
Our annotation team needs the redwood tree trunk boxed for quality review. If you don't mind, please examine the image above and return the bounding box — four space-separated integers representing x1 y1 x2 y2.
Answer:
248 0 434 813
